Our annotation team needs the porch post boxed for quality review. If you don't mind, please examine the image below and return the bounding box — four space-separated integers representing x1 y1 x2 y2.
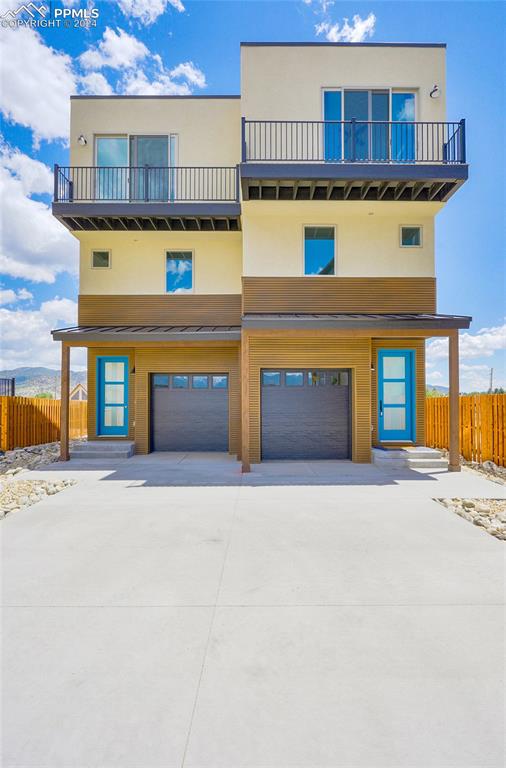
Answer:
241 330 250 473
448 330 460 472
60 342 70 461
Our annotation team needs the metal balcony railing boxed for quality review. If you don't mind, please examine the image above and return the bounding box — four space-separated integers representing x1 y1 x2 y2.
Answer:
54 165 240 203
242 119 466 164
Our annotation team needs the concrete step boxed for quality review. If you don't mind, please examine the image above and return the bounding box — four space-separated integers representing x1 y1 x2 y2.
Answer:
406 458 448 469
372 447 447 471
70 441 134 459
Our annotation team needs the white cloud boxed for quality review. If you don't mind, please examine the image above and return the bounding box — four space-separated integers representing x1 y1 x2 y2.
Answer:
427 323 506 361
0 150 78 283
79 72 114 96
0 287 33 307
315 12 376 42
0 298 86 370
117 0 185 26
121 67 190 96
0 26 76 145
170 61 206 88
427 370 443 383
80 27 148 71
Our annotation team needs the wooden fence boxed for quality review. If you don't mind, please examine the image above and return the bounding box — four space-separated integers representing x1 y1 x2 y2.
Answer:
0 396 87 452
426 394 506 467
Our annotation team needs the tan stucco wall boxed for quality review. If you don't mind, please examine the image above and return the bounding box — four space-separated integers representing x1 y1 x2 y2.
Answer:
70 97 241 167
242 201 438 278
78 231 242 294
241 44 446 121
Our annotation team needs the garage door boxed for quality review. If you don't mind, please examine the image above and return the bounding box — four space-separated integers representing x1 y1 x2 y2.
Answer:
261 369 351 460
151 373 228 451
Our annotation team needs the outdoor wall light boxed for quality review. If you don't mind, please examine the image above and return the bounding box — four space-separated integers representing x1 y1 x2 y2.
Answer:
77 134 87 146
429 84 441 99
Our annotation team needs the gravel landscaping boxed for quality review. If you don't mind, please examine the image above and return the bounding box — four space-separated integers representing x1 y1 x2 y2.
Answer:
436 497 506 540
0 440 83 476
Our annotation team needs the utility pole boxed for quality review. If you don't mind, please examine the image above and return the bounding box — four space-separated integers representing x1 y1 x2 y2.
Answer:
488 367 494 394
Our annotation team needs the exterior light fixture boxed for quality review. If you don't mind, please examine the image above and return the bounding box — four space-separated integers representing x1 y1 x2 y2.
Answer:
77 134 87 146
429 85 440 99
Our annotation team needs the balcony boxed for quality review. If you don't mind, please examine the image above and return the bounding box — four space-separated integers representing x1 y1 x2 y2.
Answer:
240 119 468 202
52 165 241 231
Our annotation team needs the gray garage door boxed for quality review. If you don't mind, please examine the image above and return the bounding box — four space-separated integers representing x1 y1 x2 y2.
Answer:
151 373 228 451
261 369 351 460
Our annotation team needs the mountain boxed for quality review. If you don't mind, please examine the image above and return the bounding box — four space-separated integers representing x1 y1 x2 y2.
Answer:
427 384 449 394
0 367 87 398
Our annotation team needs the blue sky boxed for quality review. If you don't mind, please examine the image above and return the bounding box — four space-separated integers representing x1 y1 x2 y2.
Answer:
0 0 504 390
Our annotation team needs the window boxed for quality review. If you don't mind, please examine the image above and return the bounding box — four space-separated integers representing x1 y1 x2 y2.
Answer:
304 227 335 276
212 375 228 389
92 250 111 268
172 375 189 389
166 252 193 294
153 374 169 387
308 371 326 386
192 375 209 389
262 371 281 386
400 226 422 247
285 372 304 387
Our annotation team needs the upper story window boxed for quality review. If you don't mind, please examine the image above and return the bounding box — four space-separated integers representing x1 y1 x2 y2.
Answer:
323 89 416 162
304 226 335 276
400 226 422 247
166 251 193 294
91 250 111 268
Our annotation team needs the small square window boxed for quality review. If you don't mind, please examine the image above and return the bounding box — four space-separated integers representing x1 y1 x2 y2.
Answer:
212 375 228 389
153 374 169 387
304 226 335 276
166 252 193 294
285 371 304 387
192 375 209 389
172 375 189 389
92 250 110 268
400 226 422 247
262 371 281 386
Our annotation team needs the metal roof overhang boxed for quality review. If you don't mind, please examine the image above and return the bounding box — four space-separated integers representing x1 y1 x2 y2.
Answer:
52 202 242 233
242 313 472 330
51 326 242 342
240 163 469 203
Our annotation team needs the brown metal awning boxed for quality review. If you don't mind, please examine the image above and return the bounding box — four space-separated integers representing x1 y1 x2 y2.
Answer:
242 313 472 330
51 325 242 342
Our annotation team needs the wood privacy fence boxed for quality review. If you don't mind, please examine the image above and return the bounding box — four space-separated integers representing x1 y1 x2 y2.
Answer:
426 394 506 467
0 396 87 452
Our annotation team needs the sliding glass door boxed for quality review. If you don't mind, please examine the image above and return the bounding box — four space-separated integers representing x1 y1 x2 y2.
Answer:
129 136 169 201
96 136 128 200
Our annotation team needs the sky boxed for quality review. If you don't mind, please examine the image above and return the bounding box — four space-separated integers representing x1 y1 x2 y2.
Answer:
0 0 504 391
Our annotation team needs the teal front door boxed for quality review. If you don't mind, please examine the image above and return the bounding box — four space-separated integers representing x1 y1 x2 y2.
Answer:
97 356 129 436
378 350 415 442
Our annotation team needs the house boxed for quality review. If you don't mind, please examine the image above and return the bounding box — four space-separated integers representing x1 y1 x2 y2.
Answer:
52 42 470 470
69 382 87 401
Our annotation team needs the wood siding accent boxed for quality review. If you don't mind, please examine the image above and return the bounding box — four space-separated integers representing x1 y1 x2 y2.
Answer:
79 294 242 326
242 277 436 314
134 345 240 455
0 396 87 451
246 334 372 463
87 348 135 441
371 338 426 446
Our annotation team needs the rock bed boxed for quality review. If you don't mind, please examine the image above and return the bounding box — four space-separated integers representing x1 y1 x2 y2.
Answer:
436 497 506 540
0 440 84 476
438 450 506 486
0 477 76 518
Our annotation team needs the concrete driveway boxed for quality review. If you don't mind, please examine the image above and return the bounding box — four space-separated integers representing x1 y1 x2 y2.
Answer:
2 454 505 767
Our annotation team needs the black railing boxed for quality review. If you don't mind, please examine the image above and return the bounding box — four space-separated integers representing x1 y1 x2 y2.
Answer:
0 378 15 397
54 165 240 203
242 119 466 164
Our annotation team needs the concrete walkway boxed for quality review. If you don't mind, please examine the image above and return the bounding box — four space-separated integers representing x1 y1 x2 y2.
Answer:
2 454 505 767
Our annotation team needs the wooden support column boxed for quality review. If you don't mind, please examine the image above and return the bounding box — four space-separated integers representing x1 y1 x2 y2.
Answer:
60 342 70 461
448 330 460 471
241 330 250 472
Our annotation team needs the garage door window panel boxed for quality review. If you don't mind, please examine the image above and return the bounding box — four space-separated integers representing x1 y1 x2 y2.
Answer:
192 375 209 389
172 375 189 389
285 372 304 387
212 375 228 389
262 371 281 386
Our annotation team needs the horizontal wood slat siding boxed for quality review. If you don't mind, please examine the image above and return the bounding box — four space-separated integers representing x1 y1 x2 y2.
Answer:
371 338 426 446
247 334 371 463
87 348 135 440
79 295 242 326
242 277 436 314
134 346 240 455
